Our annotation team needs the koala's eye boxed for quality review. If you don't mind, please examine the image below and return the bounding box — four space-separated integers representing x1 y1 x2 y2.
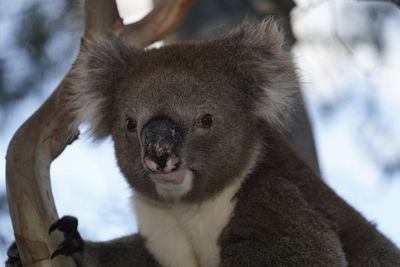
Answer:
196 113 213 129
126 118 137 132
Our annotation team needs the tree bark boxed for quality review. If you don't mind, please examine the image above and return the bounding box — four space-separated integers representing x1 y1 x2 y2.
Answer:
5 0 196 266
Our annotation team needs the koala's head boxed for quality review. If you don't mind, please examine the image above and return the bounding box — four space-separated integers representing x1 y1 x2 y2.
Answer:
71 20 299 202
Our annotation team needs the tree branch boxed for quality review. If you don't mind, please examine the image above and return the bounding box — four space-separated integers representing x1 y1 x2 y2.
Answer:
119 0 197 48
6 0 197 266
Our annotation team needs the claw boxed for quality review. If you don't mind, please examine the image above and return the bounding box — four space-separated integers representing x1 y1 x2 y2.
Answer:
7 243 19 259
49 220 61 234
5 242 22 267
48 216 83 259
49 216 78 235
50 248 62 259
50 240 68 259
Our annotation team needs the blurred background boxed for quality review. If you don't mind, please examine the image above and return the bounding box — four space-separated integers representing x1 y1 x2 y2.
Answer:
0 0 399 263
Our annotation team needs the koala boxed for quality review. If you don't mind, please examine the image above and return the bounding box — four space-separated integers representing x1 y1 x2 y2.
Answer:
7 20 400 267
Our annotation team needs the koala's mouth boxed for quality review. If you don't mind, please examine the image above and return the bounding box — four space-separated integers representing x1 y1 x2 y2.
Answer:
150 168 194 200
150 168 190 185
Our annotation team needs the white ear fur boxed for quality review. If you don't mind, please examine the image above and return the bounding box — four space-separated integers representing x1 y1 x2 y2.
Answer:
68 39 138 140
238 19 301 129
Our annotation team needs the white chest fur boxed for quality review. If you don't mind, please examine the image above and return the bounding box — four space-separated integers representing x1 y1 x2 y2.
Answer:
133 178 243 267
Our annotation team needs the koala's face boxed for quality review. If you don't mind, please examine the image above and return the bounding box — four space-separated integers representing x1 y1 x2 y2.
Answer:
111 63 261 201
73 21 299 202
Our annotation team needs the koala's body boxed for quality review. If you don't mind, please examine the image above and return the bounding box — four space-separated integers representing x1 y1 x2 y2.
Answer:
31 21 400 267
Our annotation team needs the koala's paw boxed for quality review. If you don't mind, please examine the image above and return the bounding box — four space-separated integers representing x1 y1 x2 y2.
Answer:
5 242 22 267
49 216 84 259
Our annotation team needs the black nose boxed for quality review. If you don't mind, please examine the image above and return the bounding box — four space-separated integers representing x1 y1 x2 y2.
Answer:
142 117 183 173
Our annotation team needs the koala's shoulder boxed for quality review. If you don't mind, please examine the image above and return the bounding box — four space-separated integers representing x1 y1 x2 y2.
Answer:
218 152 347 266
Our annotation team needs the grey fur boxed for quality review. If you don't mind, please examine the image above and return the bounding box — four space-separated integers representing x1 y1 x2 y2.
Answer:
62 20 400 266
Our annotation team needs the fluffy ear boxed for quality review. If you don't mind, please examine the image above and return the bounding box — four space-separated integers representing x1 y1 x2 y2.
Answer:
235 19 301 129
69 39 139 140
